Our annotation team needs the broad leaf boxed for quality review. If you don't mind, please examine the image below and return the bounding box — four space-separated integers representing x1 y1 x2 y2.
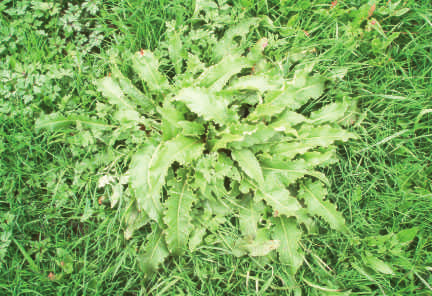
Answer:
261 149 336 186
129 143 162 220
111 66 154 111
164 178 196 255
363 253 395 275
262 159 328 187
132 50 170 92
177 121 205 137
309 100 349 125
174 87 233 124
95 76 136 110
231 149 264 185
213 18 259 61
159 102 185 140
234 228 280 257
137 225 169 274
272 125 356 159
268 110 309 129
255 173 302 217
256 187 302 217
228 73 283 93
114 108 140 124
273 217 304 274
166 22 184 74
110 183 123 208
238 196 265 238
198 54 249 91
35 113 77 131
124 202 150 240
130 137 203 220
265 75 325 111
396 227 419 244
188 225 207 252
147 136 204 213
299 181 348 233
242 239 280 257
211 133 245 152
212 122 278 151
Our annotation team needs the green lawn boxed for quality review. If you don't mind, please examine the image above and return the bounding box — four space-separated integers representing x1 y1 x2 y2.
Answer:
1 0 431 295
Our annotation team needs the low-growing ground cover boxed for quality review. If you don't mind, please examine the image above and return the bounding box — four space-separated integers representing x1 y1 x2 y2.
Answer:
1 0 431 295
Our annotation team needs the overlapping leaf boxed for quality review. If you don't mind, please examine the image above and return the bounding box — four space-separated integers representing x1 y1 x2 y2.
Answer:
81 14 358 277
129 137 203 220
271 125 356 159
255 173 302 217
213 18 259 61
